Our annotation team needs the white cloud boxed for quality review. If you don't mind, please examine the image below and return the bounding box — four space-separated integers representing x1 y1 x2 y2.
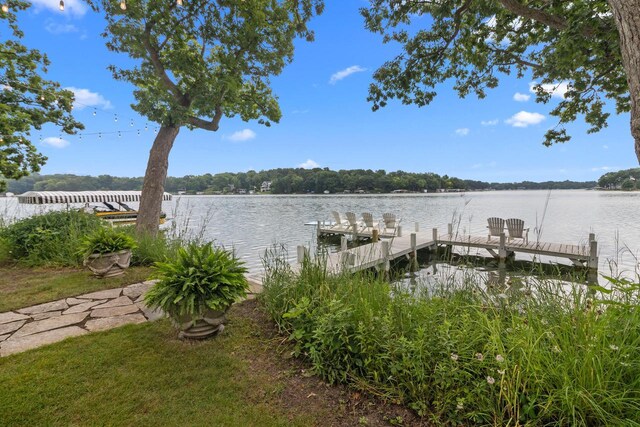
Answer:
299 159 320 169
30 0 87 16
329 65 366 84
529 81 569 99
505 111 546 128
42 137 69 148
602 145 609 150
455 128 470 136
481 119 499 126
513 92 530 102
45 21 79 34
66 87 112 110
227 129 256 142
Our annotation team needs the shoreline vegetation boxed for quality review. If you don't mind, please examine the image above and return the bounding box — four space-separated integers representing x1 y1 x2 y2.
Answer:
3 169 603 196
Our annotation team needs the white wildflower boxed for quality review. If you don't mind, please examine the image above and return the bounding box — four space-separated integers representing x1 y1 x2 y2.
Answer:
552 345 561 353
486 376 496 385
497 369 506 375
610 344 619 351
456 403 464 410
450 353 459 361
495 354 504 363
475 352 484 361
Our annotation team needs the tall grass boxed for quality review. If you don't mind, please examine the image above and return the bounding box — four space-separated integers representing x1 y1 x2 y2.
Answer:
260 252 640 425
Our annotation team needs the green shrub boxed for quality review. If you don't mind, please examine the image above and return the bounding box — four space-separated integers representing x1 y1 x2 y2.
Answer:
261 256 640 425
145 242 248 317
0 236 12 265
0 210 104 266
79 227 137 257
119 226 181 266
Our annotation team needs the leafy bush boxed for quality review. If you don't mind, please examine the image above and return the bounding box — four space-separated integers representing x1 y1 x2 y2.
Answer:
0 210 104 266
261 256 640 425
145 242 248 317
79 227 137 257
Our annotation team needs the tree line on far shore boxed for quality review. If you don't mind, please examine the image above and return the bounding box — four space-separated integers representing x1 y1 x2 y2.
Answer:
598 168 640 190
5 169 597 195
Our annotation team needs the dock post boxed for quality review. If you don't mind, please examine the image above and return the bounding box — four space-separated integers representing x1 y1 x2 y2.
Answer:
296 245 307 264
415 222 419 232
397 226 403 237
381 240 390 278
588 233 598 271
447 223 453 236
410 233 418 272
316 219 320 238
431 228 439 260
499 233 507 261
341 235 348 252
372 229 379 243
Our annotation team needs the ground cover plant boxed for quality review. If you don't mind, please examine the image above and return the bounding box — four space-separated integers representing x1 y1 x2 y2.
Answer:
260 256 640 425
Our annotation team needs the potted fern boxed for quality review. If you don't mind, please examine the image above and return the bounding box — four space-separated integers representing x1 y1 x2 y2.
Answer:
144 242 248 339
80 227 137 278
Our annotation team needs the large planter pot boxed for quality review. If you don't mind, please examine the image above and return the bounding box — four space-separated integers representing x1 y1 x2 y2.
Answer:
173 307 229 340
85 249 132 278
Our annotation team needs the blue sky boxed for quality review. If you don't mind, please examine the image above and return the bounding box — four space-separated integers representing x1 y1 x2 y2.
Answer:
11 0 639 182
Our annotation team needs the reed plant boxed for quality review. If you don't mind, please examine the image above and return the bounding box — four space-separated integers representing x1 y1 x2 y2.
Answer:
260 252 640 425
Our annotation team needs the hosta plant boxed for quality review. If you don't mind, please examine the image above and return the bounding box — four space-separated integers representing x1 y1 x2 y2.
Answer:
145 242 248 338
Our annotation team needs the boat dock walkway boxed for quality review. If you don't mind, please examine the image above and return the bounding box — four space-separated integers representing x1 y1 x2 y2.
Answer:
299 224 598 275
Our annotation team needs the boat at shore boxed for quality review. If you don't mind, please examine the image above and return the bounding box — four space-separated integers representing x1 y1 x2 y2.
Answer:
17 191 171 225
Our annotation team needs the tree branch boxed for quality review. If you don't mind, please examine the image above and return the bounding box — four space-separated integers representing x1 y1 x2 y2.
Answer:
186 107 223 131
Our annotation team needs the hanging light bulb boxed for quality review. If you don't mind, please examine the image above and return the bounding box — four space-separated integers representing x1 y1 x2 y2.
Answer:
92 108 97 116
59 0 64 11
176 0 183 6
129 119 134 127
120 0 126 10
114 114 118 122
1 4 9 13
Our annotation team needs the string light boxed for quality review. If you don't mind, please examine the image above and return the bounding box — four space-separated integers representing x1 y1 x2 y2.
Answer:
120 0 126 10
129 119 134 127
59 0 64 11
1 4 9 13
92 108 97 116
114 114 118 122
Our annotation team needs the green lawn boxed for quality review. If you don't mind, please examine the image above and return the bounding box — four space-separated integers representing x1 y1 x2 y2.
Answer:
0 309 320 426
0 266 153 312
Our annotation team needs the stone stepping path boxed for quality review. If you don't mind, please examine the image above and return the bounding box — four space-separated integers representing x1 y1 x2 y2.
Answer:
0 281 162 357
0 275 265 357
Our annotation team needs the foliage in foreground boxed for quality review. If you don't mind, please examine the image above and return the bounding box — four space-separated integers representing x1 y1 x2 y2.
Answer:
0 211 181 267
145 243 248 317
261 257 640 425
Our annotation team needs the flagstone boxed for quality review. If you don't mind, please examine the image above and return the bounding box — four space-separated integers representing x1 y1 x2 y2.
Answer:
123 281 155 299
12 312 89 339
16 300 68 315
0 326 87 357
0 312 30 325
85 314 147 332
135 302 164 321
31 311 62 321
76 288 122 300
92 296 133 310
91 304 139 318
62 300 107 315
0 320 26 336
66 297 91 305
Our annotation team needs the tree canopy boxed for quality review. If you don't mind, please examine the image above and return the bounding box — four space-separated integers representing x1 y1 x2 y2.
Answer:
90 0 323 233
0 0 83 191
361 0 640 162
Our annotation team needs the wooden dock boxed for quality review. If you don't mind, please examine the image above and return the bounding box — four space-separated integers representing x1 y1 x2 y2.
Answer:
316 223 397 239
300 224 598 274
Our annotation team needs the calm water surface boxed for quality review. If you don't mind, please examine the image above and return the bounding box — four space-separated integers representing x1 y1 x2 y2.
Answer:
2 190 639 275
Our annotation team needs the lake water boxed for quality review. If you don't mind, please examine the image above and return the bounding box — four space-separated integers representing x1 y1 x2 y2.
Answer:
2 190 639 276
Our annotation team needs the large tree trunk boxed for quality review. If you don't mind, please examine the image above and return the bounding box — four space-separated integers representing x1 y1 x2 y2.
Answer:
136 125 180 236
608 0 640 164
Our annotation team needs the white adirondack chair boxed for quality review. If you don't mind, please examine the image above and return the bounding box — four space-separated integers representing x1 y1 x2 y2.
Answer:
506 218 529 244
487 217 505 240
345 212 361 233
382 212 397 235
331 211 349 229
